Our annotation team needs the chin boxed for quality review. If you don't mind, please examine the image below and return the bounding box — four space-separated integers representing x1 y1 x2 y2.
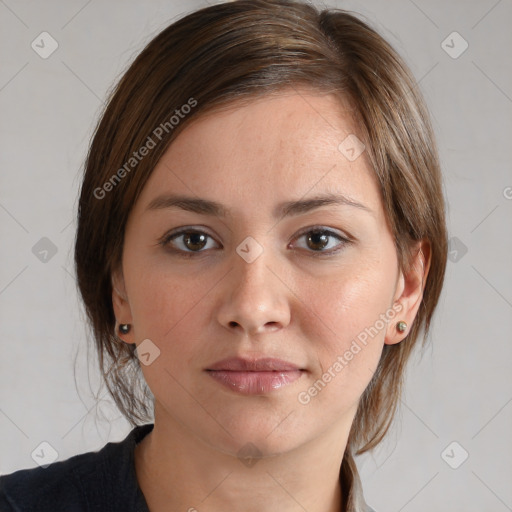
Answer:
197 414 308 459
213 433 300 461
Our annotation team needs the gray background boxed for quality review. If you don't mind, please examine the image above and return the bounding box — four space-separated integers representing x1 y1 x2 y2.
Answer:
1 1 511 511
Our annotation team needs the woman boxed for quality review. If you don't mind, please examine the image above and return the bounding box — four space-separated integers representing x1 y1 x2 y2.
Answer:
0 0 447 510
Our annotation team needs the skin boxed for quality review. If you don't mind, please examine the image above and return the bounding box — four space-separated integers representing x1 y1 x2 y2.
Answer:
112 88 430 512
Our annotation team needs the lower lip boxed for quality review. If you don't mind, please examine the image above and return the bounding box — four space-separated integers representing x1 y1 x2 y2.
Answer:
206 370 303 394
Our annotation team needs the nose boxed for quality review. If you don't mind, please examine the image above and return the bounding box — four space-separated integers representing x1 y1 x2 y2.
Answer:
216 245 291 336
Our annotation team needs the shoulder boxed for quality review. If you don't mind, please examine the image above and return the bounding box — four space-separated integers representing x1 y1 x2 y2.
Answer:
0 423 153 512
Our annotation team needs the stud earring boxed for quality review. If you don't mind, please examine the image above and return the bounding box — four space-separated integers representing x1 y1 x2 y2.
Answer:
396 321 407 333
119 323 131 335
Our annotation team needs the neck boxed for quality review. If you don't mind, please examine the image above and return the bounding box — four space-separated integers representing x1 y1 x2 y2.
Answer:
134 406 355 512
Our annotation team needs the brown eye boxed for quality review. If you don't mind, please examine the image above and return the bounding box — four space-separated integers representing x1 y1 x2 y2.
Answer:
292 228 350 255
306 231 330 251
160 229 219 255
182 232 208 251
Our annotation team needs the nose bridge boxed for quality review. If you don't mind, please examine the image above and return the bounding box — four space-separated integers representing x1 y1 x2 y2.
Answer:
233 245 272 301
216 239 291 335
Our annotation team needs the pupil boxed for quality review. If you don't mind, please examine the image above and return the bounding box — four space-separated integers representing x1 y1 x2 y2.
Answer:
185 232 207 251
308 231 328 250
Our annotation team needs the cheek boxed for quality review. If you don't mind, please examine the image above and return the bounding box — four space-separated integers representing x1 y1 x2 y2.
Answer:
302 259 395 344
296 258 396 405
124 264 214 396
124 252 214 355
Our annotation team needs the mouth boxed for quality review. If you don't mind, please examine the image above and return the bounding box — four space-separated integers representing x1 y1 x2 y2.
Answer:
205 357 306 395
207 357 303 372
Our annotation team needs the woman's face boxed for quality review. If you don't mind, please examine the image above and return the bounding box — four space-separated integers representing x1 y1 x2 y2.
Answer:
113 89 419 457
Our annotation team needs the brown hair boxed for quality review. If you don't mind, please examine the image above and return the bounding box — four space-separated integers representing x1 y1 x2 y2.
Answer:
75 0 447 462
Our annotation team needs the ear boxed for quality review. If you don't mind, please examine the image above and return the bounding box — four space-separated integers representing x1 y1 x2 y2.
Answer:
111 267 136 345
385 239 431 345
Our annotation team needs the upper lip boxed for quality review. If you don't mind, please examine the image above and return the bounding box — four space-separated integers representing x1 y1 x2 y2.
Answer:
206 357 303 372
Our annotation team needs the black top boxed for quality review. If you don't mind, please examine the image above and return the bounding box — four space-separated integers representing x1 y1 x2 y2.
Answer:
0 423 375 512
0 424 154 512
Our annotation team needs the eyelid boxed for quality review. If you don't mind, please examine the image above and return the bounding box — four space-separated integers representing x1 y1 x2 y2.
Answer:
158 226 221 248
289 225 352 254
292 224 351 241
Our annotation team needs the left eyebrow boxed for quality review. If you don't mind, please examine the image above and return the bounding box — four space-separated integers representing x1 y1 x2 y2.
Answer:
145 192 373 218
275 193 373 218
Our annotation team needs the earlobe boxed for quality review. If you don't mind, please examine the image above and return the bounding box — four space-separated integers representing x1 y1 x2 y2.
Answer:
385 240 431 346
111 269 135 344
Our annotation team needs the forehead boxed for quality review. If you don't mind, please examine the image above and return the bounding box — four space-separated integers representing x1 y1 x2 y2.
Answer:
133 89 383 218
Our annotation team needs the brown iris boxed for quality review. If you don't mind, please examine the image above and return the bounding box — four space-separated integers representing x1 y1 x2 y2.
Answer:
183 232 208 251
306 231 329 251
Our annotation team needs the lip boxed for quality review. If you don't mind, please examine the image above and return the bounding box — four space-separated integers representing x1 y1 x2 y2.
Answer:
207 357 302 372
206 357 305 395
207 370 303 394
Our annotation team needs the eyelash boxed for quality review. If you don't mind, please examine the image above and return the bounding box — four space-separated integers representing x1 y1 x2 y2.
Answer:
158 226 352 258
